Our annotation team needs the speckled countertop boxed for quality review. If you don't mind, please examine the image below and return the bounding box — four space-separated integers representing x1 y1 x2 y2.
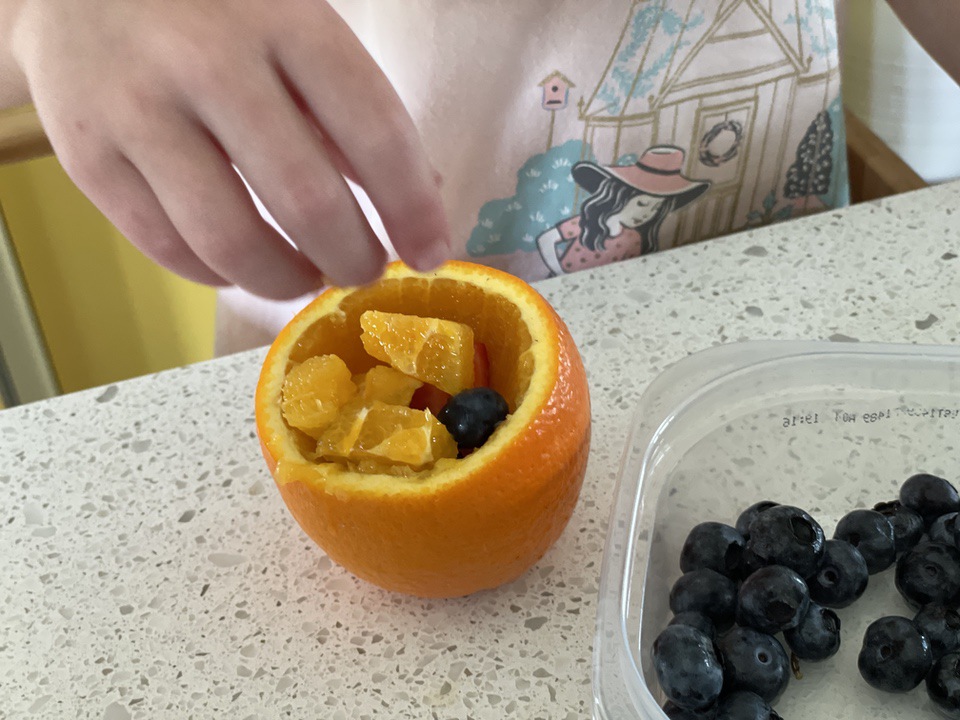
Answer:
3 184 959 720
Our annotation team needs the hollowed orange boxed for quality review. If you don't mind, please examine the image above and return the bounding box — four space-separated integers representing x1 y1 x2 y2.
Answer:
255 261 591 597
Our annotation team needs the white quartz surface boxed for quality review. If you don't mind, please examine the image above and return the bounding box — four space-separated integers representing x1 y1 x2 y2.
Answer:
2 184 959 719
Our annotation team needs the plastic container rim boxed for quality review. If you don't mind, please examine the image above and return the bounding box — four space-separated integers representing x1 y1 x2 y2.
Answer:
592 339 960 719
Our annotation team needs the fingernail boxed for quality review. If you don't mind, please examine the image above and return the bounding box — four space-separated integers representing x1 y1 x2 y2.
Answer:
350 260 388 287
412 240 450 273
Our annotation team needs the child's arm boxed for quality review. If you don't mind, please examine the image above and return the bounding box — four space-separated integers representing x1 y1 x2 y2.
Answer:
1 0 449 297
883 1 960 85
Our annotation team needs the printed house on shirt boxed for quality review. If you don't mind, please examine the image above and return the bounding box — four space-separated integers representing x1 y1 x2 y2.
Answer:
578 0 843 247
540 71 576 110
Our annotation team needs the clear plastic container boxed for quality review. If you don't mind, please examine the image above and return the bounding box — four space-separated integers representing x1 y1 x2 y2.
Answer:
593 341 960 719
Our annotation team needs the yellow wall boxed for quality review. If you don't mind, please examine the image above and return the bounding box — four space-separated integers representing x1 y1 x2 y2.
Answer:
0 156 215 394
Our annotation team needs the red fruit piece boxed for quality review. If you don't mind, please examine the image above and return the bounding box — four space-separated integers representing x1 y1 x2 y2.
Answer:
410 384 452 416
473 342 490 388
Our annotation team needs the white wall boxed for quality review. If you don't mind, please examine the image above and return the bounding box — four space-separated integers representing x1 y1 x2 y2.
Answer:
842 0 960 183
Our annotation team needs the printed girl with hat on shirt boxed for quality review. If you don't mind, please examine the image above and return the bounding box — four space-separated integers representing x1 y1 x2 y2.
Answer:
537 146 710 277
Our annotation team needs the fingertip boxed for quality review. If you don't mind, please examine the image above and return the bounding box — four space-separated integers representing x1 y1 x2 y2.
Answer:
408 240 451 274
352 263 388 288
202 276 234 289
159 264 232 288
258 280 323 301
321 256 387 289
236 258 326 301
310 271 329 293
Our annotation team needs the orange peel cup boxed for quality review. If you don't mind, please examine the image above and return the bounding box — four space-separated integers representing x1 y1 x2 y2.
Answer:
255 261 591 598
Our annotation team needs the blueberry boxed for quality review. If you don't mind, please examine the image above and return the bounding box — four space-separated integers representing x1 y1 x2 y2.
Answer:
900 473 960 529
652 625 724 711
745 505 825 577
930 512 960 547
437 387 509 450
858 616 932 693
736 501 779 540
913 604 960 660
833 509 897 574
737 547 767 582
663 701 718 719
670 570 738 630
806 539 869 609
926 653 960 719
895 541 960 610
717 626 790 703
784 602 841 661
715 691 783 720
737 566 810 635
680 522 745 578
669 612 717 640
874 500 925 555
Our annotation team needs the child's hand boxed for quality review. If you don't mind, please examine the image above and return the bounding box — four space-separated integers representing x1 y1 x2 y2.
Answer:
10 0 449 297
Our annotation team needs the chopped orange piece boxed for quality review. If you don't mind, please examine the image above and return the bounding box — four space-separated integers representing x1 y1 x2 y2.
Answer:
317 401 457 470
280 355 356 438
359 311 475 395
359 365 423 405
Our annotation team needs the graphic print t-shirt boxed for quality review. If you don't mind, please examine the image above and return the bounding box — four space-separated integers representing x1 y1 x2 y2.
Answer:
215 0 847 353
357 0 847 282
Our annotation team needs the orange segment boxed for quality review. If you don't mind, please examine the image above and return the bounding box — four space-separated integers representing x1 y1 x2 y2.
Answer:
359 365 423 405
280 355 357 438
317 401 457 470
256 261 591 598
359 311 475 395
